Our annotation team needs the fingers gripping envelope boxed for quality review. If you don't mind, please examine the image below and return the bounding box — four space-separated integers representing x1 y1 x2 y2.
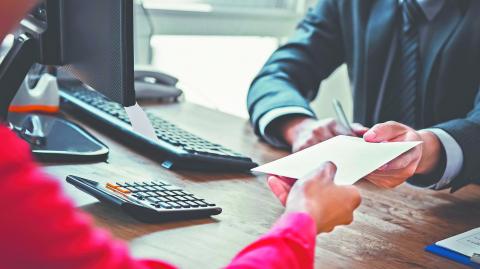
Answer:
252 136 422 185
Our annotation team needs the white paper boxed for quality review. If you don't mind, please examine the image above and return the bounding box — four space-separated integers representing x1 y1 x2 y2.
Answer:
251 135 422 185
436 228 480 257
124 103 157 141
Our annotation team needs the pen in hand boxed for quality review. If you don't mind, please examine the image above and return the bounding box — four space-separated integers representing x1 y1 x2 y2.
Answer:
332 99 357 136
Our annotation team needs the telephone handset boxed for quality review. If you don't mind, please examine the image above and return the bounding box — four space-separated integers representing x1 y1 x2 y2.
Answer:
135 69 178 86
134 67 183 101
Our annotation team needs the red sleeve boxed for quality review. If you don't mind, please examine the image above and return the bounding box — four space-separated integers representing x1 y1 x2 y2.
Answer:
0 126 177 269
225 212 317 269
0 126 317 269
0 0 37 43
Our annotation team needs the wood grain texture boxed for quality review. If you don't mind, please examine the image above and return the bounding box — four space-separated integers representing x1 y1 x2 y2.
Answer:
43 102 479 269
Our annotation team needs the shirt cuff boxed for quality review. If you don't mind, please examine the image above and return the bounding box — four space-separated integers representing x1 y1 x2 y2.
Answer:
424 128 464 190
258 107 315 148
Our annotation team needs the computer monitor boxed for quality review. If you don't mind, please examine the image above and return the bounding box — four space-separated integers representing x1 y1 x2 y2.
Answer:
59 0 136 106
0 0 137 162
0 0 136 119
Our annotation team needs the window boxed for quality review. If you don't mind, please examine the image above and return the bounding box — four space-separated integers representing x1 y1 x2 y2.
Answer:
151 35 278 118
135 0 322 118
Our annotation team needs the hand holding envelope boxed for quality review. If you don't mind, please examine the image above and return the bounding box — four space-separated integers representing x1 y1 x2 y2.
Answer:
252 135 422 185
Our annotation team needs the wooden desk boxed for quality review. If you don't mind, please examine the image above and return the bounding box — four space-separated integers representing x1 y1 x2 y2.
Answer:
44 102 480 269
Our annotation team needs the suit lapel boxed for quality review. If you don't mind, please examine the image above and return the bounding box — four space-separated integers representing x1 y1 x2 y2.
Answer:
420 3 464 107
362 0 398 126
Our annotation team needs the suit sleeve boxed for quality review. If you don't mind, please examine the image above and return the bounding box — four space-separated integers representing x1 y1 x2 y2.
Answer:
247 0 345 135
433 85 480 192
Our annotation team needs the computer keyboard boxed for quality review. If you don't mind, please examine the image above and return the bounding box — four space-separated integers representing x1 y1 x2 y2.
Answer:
59 86 257 171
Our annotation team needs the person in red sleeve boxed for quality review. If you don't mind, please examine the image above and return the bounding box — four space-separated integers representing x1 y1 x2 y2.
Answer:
0 2 362 269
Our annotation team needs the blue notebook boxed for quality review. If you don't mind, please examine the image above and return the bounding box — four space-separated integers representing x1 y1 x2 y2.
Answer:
426 244 480 268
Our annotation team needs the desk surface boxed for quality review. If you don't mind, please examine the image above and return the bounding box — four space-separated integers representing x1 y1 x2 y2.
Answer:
44 102 480 269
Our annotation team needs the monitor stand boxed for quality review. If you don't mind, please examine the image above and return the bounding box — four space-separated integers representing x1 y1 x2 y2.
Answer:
0 34 109 163
9 113 109 163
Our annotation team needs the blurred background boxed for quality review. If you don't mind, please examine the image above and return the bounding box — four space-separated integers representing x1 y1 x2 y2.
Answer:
135 0 352 120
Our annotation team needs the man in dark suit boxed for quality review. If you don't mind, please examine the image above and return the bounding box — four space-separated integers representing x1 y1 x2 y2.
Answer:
248 0 480 192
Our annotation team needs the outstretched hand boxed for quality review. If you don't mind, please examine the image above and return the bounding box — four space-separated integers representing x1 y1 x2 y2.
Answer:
268 162 362 234
363 121 442 188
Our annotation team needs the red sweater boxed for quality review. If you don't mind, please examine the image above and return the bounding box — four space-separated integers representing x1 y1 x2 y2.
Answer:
0 126 316 269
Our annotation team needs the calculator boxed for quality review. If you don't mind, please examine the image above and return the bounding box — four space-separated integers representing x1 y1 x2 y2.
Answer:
66 175 222 222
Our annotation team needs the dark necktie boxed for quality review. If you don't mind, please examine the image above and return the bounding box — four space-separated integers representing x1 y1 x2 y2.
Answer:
383 0 425 127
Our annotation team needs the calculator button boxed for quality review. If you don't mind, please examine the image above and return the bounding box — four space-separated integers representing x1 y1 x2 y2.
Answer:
163 185 181 191
136 186 148 192
126 187 138 192
157 202 172 209
136 192 150 197
155 191 167 197
152 185 165 191
147 186 158 191
164 191 176 196
176 196 187 201
146 191 157 197
146 196 159 203
133 194 146 200
158 197 170 202
186 201 200 208
167 202 182 209
106 183 131 194
194 200 208 207
177 201 190 208
164 196 176 202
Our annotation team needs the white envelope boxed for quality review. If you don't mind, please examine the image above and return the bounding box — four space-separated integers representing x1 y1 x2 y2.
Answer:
252 135 422 185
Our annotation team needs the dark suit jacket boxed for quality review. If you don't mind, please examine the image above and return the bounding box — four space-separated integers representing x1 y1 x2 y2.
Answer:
247 0 480 191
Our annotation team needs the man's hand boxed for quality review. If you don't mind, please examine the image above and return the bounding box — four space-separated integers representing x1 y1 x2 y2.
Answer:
267 162 362 234
281 117 368 152
363 121 442 188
